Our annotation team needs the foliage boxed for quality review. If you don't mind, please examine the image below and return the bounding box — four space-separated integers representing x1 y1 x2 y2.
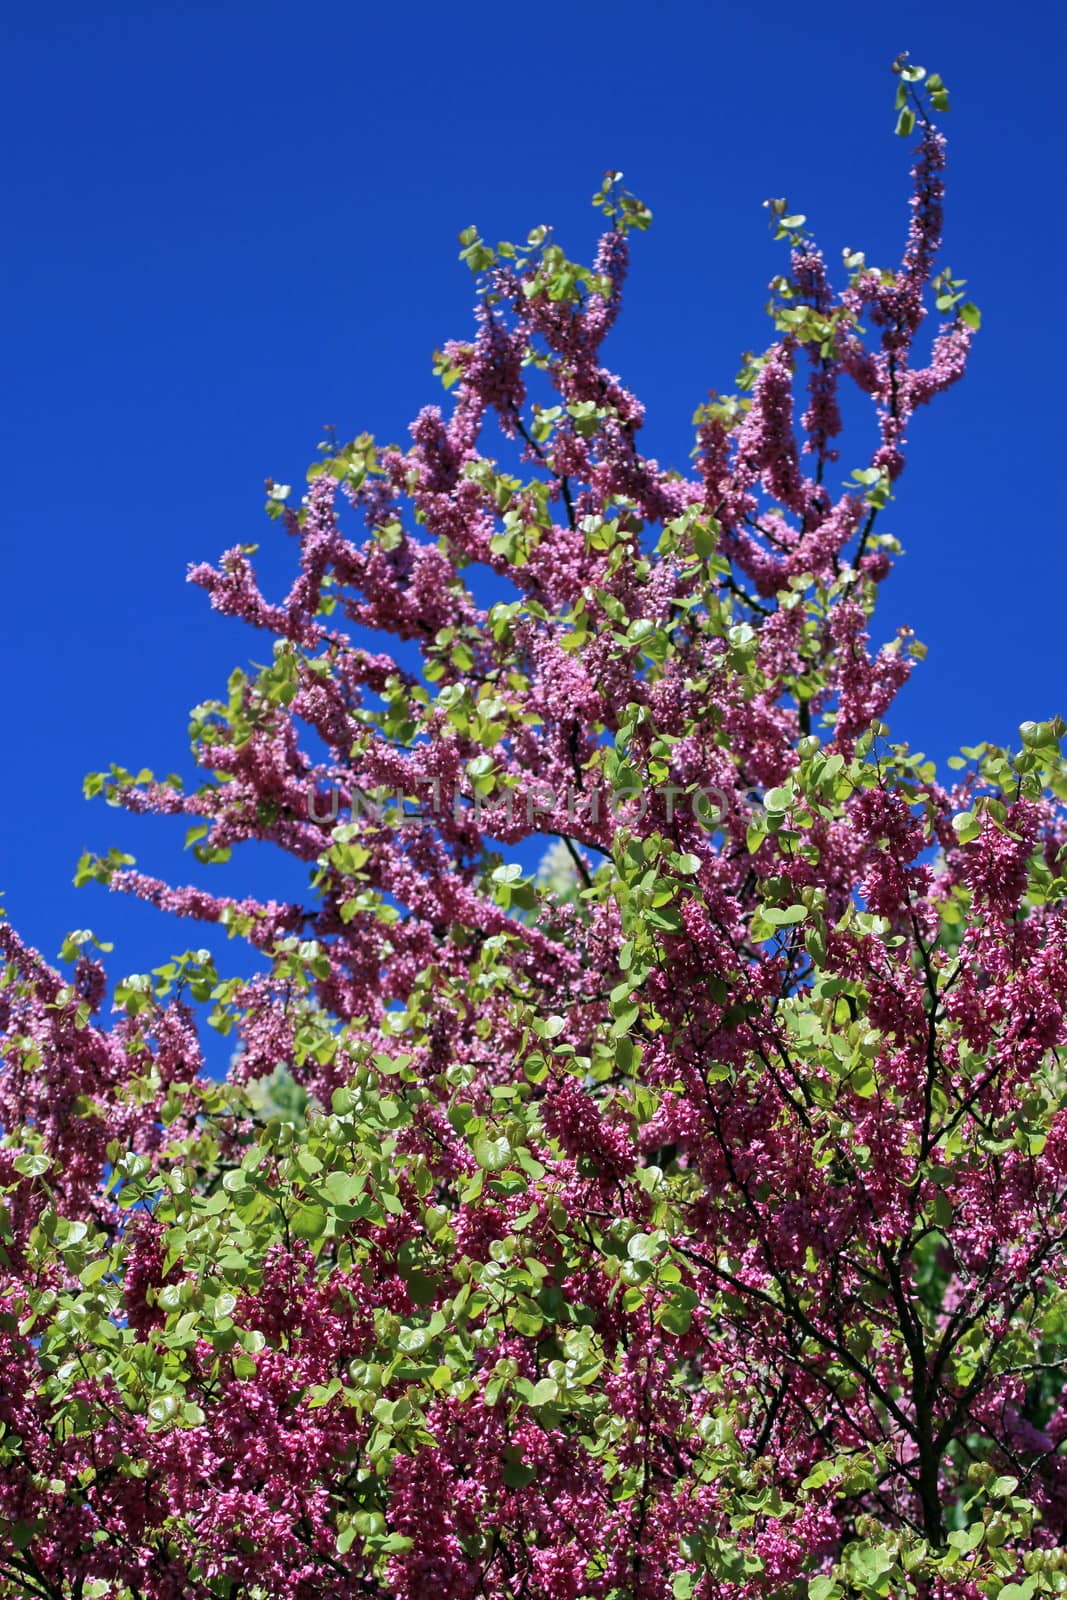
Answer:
2 56 1065 1600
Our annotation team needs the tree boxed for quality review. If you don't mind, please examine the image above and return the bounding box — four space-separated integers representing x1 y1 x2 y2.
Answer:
2 56 1065 1600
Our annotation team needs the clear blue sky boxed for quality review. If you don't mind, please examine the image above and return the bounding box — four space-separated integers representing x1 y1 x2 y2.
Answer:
4 0 1064 1069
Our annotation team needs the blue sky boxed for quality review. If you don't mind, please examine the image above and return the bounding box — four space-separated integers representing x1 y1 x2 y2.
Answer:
4 0 1064 1069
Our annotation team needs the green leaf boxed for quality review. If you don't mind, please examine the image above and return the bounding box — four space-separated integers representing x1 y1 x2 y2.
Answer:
527 1378 559 1406
473 1136 511 1171
658 1300 693 1336
846 1543 893 1585
322 1171 364 1207
404 1269 438 1307
762 904 807 926
13 1153 50 1178
501 1447 537 1488
808 1580 839 1600
148 1394 180 1425
952 809 981 844
290 1205 328 1241
850 1063 877 1099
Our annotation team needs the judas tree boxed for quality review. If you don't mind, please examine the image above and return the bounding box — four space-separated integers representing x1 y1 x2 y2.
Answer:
3 57 1067 1600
